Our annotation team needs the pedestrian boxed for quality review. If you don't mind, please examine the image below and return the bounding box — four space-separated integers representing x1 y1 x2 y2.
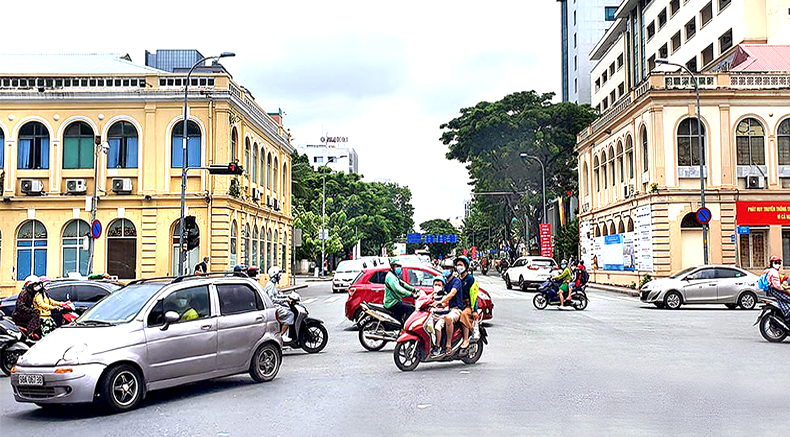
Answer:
194 257 209 275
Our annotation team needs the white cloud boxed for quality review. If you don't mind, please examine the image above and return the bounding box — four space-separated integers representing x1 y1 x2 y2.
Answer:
7 0 561 225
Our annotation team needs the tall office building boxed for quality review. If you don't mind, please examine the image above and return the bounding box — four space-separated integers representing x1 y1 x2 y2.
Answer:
296 142 359 174
558 0 621 104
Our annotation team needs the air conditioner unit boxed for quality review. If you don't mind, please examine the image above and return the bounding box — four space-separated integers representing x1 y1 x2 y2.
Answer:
251 187 261 202
20 179 44 195
273 198 280 211
746 175 765 189
111 178 133 194
65 178 87 194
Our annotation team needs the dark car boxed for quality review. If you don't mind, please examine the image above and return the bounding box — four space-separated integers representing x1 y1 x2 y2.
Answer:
0 279 122 324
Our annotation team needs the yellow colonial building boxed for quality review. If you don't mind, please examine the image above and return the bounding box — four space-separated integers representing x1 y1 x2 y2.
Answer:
0 53 293 296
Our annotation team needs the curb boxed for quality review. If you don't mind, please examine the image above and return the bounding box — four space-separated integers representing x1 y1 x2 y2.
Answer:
588 283 640 297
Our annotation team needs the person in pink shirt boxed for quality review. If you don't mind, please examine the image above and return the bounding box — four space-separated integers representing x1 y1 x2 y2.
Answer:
765 255 790 318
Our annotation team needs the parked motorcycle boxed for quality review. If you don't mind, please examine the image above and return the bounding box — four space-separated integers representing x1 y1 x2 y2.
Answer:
357 301 403 351
533 280 589 311
282 292 328 353
0 316 33 376
393 298 488 372
754 298 788 343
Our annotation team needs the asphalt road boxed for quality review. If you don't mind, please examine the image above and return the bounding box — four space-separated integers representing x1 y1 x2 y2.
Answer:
1 274 787 436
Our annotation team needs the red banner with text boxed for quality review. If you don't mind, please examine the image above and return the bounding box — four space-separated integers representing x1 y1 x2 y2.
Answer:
539 223 553 258
736 201 790 225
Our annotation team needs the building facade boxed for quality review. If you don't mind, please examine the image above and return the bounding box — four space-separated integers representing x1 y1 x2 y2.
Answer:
296 143 358 174
558 0 621 103
576 0 790 286
0 53 294 296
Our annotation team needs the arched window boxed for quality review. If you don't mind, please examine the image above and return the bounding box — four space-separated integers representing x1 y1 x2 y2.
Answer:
172 220 199 275
252 144 258 184
62 219 90 276
252 226 259 267
282 231 288 269
259 226 266 271
273 230 279 267
273 157 279 193
736 118 766 165
625 135 634 179
617 219 625 234
677 118 706 166
608 222 616 236
601 223 608 237
244 138 251 179
779 119 790 166
283 163 289 211
230 128 238 163
640 125 649 173
171 120 201 168
0 129 4 169
63 121 95 169
107 219 136 279
266 229 272 268
608 146 616 187
107 121 138 169
581 161 589 197
16 220 47 279
593 156 600 192
601 151 608 188
626 217 634 232
267 153 272 189
18 121 49 169
680 212 702 228
260 149 266 189
616 141 624 183
243 224 251 266
230 221 238 268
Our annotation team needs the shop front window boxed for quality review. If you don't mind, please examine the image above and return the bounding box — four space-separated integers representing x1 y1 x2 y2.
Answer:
739 230 767 270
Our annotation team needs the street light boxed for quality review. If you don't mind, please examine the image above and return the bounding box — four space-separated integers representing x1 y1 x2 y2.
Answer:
655 58 709 265
519 153 546 223
178 52 235 276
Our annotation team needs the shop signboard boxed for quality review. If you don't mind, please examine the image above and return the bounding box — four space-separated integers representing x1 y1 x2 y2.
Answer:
634 205 654 272
736 201 790 225
539 223 552 258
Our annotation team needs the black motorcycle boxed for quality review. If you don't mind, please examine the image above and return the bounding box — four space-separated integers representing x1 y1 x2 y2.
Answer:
282 292 328 353
755 298 788 343
533 279 588 311
0 316 33 376
357 301 404 351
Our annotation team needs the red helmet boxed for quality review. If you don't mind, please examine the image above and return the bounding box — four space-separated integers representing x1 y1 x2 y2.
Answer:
770 255 782 263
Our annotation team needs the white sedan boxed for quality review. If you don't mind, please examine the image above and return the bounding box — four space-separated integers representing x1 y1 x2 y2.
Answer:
503 256 559 291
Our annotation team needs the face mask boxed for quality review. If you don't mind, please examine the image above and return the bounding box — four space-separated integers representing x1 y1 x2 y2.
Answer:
456 265 466 274
433 285 443 293
442 269 451 277
395 267 402 275
561 264 567 269
772 262 781 269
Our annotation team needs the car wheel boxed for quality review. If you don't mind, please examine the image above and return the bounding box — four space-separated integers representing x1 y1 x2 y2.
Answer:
1 349 22 376
301 323 328 354
99 364 143 413
725 303 738 310
358 320 387 351
738 292 757 310
505 275 512 290
664 291 682 310
250 343 281 382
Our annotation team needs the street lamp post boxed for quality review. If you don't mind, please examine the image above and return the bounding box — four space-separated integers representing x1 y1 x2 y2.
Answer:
656 58 709 265
178 52 235 276
519 154 547 223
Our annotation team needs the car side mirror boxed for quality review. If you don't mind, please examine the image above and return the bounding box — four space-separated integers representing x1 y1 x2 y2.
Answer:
161 311 180 331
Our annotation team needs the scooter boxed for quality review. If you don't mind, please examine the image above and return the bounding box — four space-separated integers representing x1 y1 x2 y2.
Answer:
533 279 589 311
357 301 403 351
282 292 328 353
393 298 488 372
0 316 34 376
754 298 788 343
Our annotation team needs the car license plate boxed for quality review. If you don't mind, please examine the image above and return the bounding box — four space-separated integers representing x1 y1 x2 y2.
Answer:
18 374 44 386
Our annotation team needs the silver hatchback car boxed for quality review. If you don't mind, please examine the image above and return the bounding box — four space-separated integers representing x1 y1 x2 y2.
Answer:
640 265 763 310
10 275 283 412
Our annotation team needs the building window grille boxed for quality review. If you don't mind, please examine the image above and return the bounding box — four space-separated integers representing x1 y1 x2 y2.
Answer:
736 118 766 165
740 231 767 270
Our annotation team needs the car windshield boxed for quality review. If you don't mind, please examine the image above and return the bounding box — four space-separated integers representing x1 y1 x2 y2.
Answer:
336 262 360 273
77 283 166 325
530 259 555 268
669 267 698 279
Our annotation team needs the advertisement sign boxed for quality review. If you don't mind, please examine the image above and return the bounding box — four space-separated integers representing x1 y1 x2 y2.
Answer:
580 220 593 268
539 223 552 258
634 205 654 272
471 246 477 259
736 201 790 225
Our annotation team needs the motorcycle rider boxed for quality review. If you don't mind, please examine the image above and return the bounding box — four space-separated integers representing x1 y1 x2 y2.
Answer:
573 260 589 292
439 265 464 355
31 276 65 336
765 255 790 320
384 259 418 324
263 266 295 342
455 256 479 349
552 259 573 307
11 275 43 338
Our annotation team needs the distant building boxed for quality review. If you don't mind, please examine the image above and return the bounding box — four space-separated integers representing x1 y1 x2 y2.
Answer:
558 0 620 104
296 142 358 174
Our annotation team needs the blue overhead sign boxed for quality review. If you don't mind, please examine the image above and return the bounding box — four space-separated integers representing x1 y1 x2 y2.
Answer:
736 226 750 235
406 233 422 244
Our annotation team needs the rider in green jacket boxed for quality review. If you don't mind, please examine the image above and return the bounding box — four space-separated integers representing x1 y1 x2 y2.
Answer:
384 259 417 323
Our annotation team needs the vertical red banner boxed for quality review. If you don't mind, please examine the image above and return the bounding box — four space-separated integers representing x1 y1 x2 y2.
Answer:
471 246 477 259
539 223 553 258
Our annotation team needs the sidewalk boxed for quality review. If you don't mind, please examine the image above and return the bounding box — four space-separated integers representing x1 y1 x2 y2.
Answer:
294 274 333 282
587 283 640 297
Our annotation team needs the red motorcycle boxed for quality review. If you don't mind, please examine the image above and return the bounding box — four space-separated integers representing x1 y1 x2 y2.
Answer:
393 298 488 372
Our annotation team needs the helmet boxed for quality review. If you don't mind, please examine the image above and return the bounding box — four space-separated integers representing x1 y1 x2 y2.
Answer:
433 276 447 285
268 266 283 277
770 255 782 263
454 256 470 268
23 275 40 288
561 259 568 265
389 258 402 267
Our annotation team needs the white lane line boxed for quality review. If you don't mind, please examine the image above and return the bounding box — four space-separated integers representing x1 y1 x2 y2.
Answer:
324 296 342 303
303 298 318 304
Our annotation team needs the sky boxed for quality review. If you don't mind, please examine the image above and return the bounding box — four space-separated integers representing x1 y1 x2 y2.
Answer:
6 0 561 227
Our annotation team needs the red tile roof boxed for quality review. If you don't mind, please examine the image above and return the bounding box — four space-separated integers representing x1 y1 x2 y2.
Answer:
730 45 790 72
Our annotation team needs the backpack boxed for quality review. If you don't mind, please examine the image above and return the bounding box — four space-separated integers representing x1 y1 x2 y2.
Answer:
579 269 589 286
757 273 770 291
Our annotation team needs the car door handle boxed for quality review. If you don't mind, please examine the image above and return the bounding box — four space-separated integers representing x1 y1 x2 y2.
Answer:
255 316 264 322
200 324 212 330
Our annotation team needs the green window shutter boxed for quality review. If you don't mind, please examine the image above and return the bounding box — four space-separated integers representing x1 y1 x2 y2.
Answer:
79 138 94 168
63 137 79 169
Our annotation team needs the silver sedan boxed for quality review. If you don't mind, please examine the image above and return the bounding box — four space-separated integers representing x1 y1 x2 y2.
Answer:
640 265 763 310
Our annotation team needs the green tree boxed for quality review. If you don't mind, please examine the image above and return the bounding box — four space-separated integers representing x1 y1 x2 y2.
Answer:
554 217 579 262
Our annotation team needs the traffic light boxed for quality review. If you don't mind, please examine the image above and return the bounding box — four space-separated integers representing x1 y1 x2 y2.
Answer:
184 215 200 250
207 162 244 175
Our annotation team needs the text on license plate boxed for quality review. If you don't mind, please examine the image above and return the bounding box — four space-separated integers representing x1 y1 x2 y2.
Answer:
18 374 44 386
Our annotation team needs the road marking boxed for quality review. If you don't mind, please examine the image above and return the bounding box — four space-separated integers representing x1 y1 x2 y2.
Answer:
303 298 317 304
324 296 342 303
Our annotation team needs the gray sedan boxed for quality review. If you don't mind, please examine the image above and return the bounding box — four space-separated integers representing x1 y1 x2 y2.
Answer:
10 275 283 412
640 265 763 310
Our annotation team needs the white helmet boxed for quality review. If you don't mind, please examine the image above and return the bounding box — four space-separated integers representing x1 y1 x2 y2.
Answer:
23 275 41 288
268 266 283 278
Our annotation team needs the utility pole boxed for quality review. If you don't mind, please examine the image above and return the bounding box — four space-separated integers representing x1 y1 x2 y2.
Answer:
87 130 106 275
321 172 326 276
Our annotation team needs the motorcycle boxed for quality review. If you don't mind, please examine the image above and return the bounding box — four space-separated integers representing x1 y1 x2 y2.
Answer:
754 298 788 343
393 298 488 372
0 316 33 376
282 292 329 353
533 279 589 311
357 301 403 351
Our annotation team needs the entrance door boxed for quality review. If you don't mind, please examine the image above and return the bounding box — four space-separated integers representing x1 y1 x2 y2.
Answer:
681 229 704 269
